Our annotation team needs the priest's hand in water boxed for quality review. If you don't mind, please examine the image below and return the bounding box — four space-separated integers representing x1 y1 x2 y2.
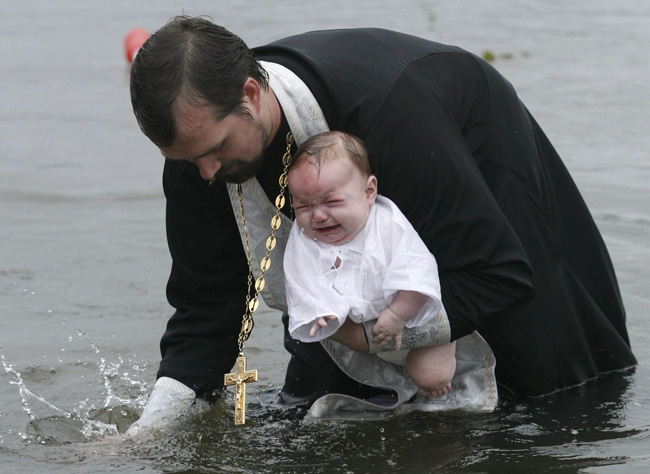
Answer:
372 307 407 350
124 377 201 438
309 315 338 337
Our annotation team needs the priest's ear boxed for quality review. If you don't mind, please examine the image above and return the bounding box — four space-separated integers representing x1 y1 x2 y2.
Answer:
242 77 262 113
365 175 378 205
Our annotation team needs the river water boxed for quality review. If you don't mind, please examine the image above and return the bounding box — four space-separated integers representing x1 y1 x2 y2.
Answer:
1 1 648 472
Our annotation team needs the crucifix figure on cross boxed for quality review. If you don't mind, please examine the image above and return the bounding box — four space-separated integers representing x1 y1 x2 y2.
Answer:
224 353 258 425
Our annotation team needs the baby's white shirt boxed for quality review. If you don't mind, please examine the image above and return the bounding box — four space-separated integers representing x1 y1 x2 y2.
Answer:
284 195 443 342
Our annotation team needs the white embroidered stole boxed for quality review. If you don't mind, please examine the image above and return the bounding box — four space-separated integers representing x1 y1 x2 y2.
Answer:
226 62 329 311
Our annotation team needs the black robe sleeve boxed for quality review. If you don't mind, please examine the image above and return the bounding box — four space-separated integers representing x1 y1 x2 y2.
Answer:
158 159 245 398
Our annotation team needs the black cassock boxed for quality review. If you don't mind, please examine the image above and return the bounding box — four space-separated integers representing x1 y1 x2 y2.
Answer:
160 28 636 400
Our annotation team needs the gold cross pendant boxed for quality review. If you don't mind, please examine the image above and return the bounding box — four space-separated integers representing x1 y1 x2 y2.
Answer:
224 353 258 425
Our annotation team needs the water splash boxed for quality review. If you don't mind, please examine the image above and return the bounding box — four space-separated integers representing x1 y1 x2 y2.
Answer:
1 347 70 422
1 347 81 443
89 336 147 408
0 337 149 444
70 332 151 438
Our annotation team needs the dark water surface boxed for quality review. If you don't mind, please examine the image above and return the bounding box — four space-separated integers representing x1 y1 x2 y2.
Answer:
1 1 649 472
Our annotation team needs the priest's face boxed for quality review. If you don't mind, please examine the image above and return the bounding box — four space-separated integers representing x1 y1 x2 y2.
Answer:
160 101 269 185
288 154 377 245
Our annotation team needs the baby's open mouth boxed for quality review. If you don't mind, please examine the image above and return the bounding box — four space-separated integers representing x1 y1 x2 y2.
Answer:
315 225 340 233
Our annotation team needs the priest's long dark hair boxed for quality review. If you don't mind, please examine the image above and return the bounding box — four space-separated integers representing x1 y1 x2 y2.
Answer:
130 15 269 147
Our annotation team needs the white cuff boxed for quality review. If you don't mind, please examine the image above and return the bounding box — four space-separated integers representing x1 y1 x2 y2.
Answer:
125 377 196 437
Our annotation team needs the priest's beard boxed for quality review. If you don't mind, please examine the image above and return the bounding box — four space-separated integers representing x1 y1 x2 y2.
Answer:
215 120 270 185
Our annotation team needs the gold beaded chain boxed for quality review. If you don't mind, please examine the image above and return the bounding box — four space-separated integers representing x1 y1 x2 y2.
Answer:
236 131 293 351
223 131 293 425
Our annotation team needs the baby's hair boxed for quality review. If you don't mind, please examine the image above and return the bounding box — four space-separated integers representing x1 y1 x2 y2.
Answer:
289 131 371 177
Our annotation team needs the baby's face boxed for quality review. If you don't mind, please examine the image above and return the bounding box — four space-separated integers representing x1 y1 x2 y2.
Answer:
288 156 377 245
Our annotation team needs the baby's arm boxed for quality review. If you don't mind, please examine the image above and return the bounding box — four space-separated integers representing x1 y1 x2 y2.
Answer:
310 315 338 337
372 290 428 350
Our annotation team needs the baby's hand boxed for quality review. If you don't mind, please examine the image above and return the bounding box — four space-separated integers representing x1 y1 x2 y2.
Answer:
310 315 337 337
371 307 406 350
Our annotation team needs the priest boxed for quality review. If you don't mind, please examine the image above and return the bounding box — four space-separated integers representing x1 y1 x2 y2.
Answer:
125 16 636 433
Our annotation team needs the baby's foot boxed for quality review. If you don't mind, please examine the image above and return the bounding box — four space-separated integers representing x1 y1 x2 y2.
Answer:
426 382 451 398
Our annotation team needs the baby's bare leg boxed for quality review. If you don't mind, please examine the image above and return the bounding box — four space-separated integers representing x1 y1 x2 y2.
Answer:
406 341 456 397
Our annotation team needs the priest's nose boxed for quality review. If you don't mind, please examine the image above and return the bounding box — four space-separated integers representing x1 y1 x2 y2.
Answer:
195 157 223 180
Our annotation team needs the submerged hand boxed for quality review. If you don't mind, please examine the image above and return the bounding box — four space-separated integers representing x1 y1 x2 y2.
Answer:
124 377 199 438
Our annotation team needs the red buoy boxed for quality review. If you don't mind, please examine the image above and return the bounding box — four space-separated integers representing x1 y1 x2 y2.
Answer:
124 28 150 63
